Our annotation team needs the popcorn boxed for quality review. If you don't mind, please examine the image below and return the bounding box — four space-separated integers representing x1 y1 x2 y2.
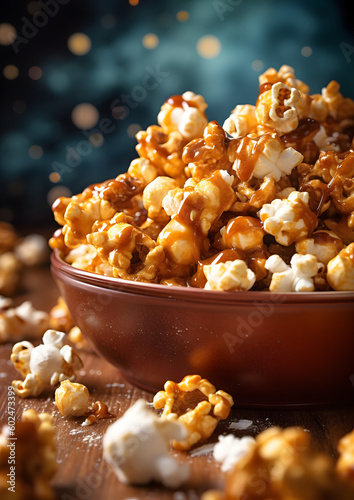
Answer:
0 300 49 344
219 216 265 250
203 426 354 500
0 409 57 500
213 434 255 472
203 260 256 291
55 380 91 416
157 91 208 140
11 329 83 397
49 66 354 293
14 233 48 266
295 230 344 265
231 133 303 182
265 253 324 292
49 296 75 333
327 243 354 291
0 251 22 296
223 104 257 138
337 428 354 483
259 190 318 246
103 399 190 488
153 375 234 450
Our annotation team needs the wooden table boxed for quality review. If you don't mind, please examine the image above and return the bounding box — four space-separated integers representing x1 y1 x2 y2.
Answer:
1 261 354 500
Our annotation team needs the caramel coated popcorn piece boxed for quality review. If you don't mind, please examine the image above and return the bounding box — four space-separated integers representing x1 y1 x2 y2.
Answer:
153 375 234 450
0 252 22 296
55 379 91 416
259 190 318 246
49 297 75 333
11 329 83 397
203 426 354 500
0 409 57 500
327 242 354 291
337 428 354 483
295 230 344 265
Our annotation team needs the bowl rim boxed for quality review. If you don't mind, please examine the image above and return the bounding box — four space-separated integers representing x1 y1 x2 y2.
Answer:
51 249 354 305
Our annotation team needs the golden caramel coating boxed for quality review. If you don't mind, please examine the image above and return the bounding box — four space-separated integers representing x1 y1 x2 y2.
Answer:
0 252 22 296
55 379 91 416
153 374 233 450
203 426 354 500
337 428 354 483
0 409 57 500
50 66 354 291
157 170 235 267
49 296 75 333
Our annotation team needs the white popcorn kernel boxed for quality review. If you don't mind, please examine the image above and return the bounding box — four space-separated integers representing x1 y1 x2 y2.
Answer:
103 399 190 488
0 300 49 344
259 191 317 246
213 434 255 472
14 233 48 266
55 380 91 417
295 230 344 265
223 104 257 138
327 243 354 291
232 136 303 183
265 253 324 292
11 329 83 398
203 260 256 291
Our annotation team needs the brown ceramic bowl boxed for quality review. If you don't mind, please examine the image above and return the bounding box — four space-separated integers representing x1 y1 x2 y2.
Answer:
51 250 354 408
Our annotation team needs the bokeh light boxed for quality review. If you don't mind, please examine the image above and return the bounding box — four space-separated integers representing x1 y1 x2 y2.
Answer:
127 123 141 138
301 46 313 57
177 11 189 22
28 66 43 80
28 145 43 159
0 23 17 46
3 65 19 80
47 186 72 206
89 132 104 147
142 33 159 49
49 172 61 183
71 103 99 129
129 0 139 6
251 60 264 72
196 35 221 59
67 33 92 55
27 1 41 15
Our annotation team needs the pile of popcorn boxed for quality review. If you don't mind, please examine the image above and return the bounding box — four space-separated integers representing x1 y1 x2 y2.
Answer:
50 65 354 292
50 66 354 292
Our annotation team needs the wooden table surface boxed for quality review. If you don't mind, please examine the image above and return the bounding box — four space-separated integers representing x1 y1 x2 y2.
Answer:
1 259 354 500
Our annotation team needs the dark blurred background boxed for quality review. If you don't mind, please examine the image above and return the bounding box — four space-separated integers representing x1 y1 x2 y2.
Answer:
1 0 353 227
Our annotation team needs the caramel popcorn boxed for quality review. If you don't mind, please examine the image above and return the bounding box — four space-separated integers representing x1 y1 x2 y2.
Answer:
49 296 75 333
0 300 49 344
0 409 57 500
153 375 234 450
103 399 190 488
49 66 354 293
327 242 354 291
11 329 83 397
265 253 324 292
0 251 22 296
337 428 354 483
203 426 354 500
203 260 256 291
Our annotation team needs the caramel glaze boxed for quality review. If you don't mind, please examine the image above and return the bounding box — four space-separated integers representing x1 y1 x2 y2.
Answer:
281 118 321 164
221 216 263 248
314 150 354 215
229 132 280 182
167 94 198 110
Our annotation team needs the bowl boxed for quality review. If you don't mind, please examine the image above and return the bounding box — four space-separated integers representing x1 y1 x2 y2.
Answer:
51 249 354 408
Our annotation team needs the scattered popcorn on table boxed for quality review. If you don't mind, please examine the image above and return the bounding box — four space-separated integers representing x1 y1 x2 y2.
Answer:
0 251 22 296
11 329 83 397
103 399 190 488
153 375 234 450
202 426 354 500
0 409 57 500
55 379 113 425
14 233 48 266
49 65 354 292
327 243 354 291
213 434 255 472
337 428 354 483
0 300 49 344
265 253 324 292
49 296 75 333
